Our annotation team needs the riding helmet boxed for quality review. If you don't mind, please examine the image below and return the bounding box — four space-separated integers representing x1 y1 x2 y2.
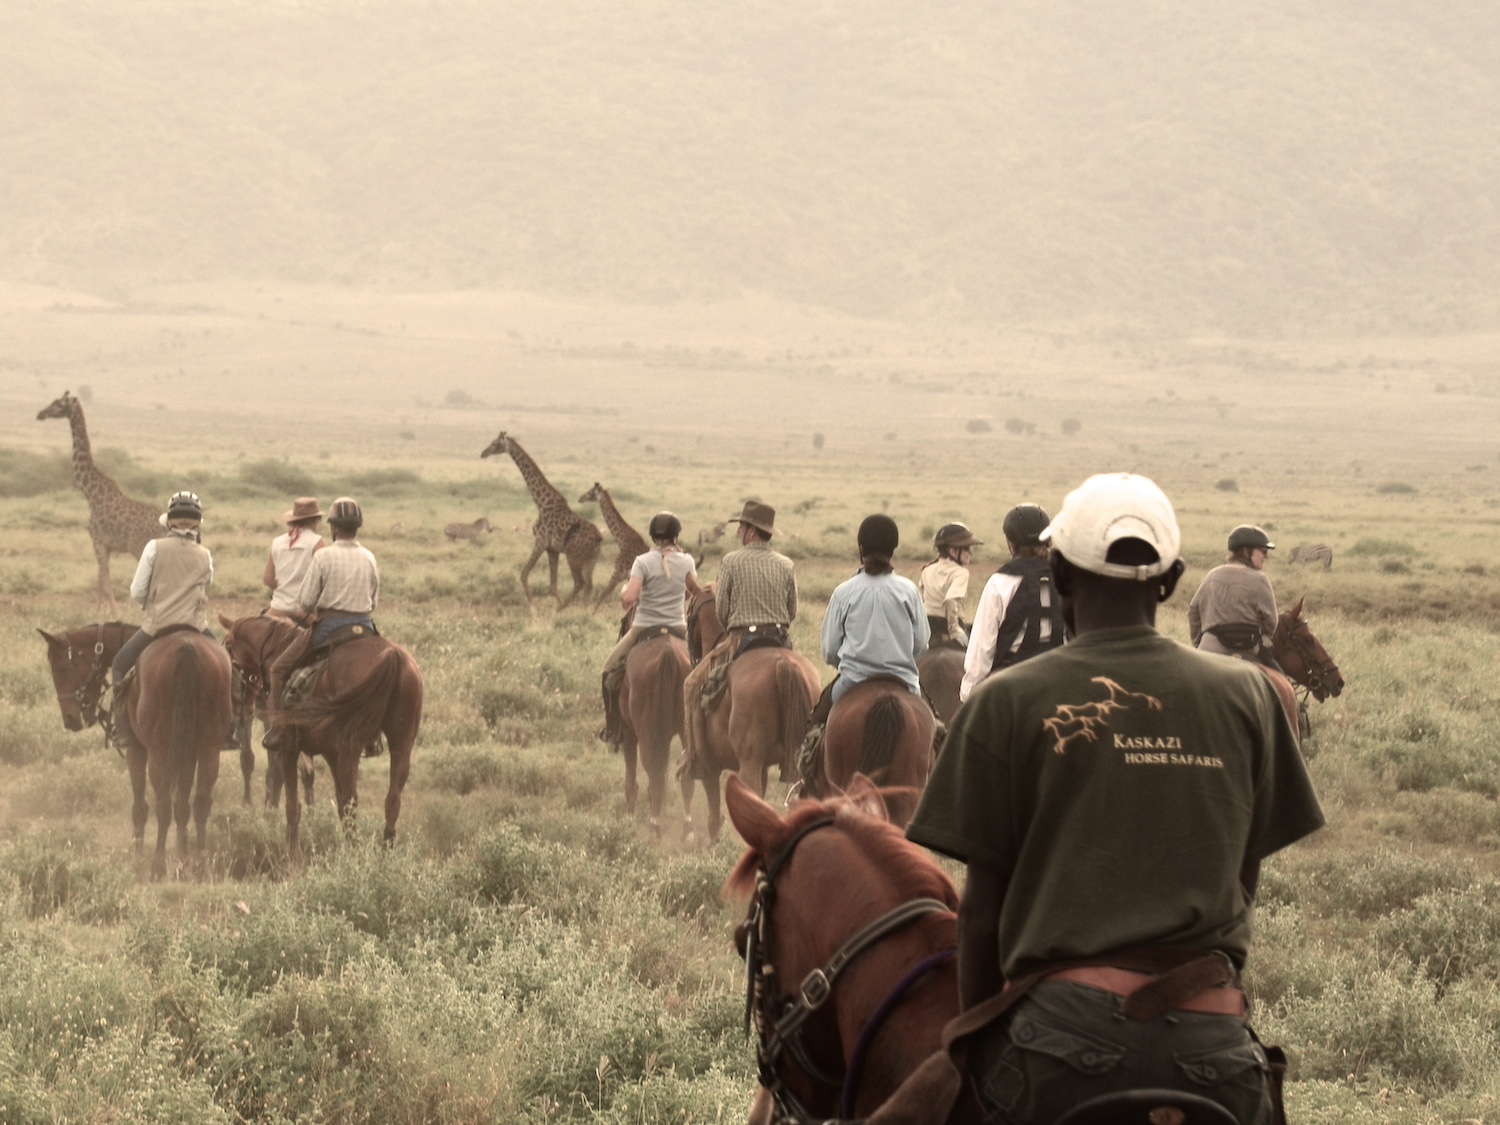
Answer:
858 514 900 557
328 496 364 531
1227 524 1275 552
648 511 683 543
933 522 982 551
166 490 202 521
1002 503 1050 547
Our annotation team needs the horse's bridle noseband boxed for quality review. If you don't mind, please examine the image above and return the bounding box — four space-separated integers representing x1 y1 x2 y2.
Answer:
741 817 955 1125
1278 617 1340 702
56 622 124 746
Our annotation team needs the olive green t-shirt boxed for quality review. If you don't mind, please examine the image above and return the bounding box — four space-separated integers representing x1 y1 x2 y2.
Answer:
906 625 1322 980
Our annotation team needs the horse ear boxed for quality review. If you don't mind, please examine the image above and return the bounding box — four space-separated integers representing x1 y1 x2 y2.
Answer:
844 774 890 822
725 775 782 848
217 612 235 631
1291 597 1306 620
37 629 63 648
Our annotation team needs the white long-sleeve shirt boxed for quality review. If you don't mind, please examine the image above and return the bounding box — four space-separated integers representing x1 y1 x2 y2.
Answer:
960 572 1021 702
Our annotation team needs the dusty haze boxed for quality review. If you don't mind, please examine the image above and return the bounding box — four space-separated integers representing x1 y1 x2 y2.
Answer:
3 0 1499 335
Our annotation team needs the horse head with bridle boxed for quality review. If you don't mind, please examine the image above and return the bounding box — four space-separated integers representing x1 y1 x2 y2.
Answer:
723 774 960 1124
38 621 136 734
1270 597 1344 703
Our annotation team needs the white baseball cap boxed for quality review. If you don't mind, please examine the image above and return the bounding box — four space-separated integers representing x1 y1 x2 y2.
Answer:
1040 473 1181 581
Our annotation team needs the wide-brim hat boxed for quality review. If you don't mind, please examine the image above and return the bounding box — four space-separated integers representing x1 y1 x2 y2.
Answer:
728 499 777 536
284 497 323 523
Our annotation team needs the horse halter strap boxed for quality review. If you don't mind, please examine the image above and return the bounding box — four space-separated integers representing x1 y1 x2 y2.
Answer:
1281 618 1335 699
742 817 954 1125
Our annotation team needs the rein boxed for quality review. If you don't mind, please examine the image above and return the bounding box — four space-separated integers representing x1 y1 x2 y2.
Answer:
57 622 124 746
1277 617 1338 701
741 817 955 1125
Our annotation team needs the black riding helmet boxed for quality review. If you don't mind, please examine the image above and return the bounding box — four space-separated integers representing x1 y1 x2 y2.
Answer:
1002 504 1050 547
166 490 202 521
648 511 682 543
858 514 900 557
1227 525 1275 552
328 496 364 531
933 522 982 552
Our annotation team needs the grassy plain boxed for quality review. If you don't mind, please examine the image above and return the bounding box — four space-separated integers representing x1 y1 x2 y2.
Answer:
1 284 1499 1121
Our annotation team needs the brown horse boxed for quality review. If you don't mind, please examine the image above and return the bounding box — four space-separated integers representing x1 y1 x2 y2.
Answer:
131 632 234 879
685 585 725 665
1271 597 1345 702
272 634 423 860
814 679 936 826
39 621 137 733
618 631 692 836
916 645 966 725
219 612 316 808
688 643 821 841
723 775 963 1124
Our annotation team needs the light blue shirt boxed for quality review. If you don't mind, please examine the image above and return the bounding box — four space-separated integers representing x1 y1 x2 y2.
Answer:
820 568 930 697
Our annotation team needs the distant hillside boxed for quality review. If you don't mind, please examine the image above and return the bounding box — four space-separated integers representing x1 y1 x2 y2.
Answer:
3 0 1497 334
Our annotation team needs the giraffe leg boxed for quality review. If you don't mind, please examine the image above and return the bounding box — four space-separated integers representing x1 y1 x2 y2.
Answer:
547 550 564 608
94 541 119 613
518 542 545 606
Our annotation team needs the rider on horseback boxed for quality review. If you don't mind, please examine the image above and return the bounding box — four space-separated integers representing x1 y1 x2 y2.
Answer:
597 511 700 747
1188 524 1280 668
263 497 379 752
263 496 325 619
109 491 221 751
960 503 1066 703
919 522 981 648
805 515 930 738
908 473 1323 1125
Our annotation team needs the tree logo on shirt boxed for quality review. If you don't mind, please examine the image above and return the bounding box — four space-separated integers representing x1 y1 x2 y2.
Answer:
1042 677 1163 755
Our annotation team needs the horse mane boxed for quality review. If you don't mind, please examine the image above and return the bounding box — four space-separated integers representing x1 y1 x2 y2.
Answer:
723 794 958 910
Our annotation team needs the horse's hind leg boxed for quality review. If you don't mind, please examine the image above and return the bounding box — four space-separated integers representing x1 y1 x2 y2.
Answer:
281 744 305 866
704 770 723 844
128 745 149 865
194 750 220 878
331 751 360 834
623 734 639 816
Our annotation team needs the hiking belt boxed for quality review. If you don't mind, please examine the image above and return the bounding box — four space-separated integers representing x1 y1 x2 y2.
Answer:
1205 623 1262 652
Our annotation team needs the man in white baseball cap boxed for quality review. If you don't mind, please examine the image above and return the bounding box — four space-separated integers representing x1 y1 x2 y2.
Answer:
907 471 1321 1125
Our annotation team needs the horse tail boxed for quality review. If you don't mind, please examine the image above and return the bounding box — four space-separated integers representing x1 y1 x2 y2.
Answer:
284 644 403 755
168 640 202 798
776 657 812 777
856 693 907 782
639 640 686 749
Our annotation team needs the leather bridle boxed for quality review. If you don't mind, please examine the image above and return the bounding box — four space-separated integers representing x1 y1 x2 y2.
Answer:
1276 617 1341 702
739 817 954 1125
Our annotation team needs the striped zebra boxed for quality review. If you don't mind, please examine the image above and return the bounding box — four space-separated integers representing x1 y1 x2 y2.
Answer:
1289 543 1333 570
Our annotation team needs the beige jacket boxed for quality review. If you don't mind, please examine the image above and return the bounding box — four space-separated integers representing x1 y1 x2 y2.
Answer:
1187 560 1277 650
140 532 213 633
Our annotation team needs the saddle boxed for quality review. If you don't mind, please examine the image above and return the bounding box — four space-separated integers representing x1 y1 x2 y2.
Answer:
639 625 687 642
734 625 791 657
316 620 379 652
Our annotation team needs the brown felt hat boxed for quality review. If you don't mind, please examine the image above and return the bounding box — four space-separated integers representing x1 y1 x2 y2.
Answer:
728 499 777 536
283 497 323 523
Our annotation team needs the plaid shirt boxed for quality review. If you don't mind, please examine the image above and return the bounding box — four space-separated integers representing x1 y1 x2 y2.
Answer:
716 541 797 629
298 539 380 615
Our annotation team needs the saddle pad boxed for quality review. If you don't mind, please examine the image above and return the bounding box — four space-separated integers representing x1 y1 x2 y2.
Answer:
699 659 731 717
284 657 330 709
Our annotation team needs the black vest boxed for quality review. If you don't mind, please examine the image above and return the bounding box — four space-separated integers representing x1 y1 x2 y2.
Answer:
990 557 1066 674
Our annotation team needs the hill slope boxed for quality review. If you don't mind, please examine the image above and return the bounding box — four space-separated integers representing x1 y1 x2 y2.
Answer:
3 0 1497 333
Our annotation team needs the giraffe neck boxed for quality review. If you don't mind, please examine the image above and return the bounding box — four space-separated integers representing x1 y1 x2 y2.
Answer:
594 488 631 540
65 403 111 501
506 442 570 514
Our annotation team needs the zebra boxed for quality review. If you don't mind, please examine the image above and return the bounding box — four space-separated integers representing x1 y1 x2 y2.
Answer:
1289 544 1333 570
444 517 495 542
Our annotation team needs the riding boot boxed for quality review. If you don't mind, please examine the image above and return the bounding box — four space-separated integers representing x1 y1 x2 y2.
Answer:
807 676 838 729
109 684 141 752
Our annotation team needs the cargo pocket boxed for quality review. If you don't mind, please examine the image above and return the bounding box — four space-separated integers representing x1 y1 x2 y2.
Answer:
1176 1037 1272 1125
974 1009 1127 1123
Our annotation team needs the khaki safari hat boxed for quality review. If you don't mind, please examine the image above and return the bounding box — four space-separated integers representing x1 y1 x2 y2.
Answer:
284 497 324 523
728 500 777 536
1040 472 1180 581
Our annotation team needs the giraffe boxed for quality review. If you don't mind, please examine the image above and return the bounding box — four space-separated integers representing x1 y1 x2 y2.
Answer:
37 390 165 609
480 432 601 609
577 482 649 611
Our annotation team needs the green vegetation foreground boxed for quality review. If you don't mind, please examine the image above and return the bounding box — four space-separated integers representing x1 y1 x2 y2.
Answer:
2 458 1500 1123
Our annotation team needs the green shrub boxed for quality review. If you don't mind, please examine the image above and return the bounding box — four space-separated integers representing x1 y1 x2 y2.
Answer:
237 458 318 497
1375 881 1500 988
0 448 74 497
1348 537 1415 557
0 837 133 923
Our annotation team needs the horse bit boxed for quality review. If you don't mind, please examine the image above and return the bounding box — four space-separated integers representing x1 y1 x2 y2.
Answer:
1280 619 1338 701
740 817 955 1125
